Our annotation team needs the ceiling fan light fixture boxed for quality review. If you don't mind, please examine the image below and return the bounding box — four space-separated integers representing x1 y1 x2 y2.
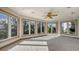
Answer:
46 11 58 19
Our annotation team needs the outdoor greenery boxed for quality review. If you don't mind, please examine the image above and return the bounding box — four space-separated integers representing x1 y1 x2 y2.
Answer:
38 22 41 33
0 13 8 40
0 13 18 40
69 22 75 34
48 27 51 33
30 21 35 34
23 21 29 34
11 17 17 37
42 22 45 33
61 21 76 35
0 22 8 39
52 27 56 33
48 22 57 33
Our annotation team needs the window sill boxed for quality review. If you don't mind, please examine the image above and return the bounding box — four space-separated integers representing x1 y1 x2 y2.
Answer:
21 34 47 39
0 36 19 43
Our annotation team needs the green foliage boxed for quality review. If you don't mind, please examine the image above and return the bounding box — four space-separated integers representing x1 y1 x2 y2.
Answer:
48 28 51 33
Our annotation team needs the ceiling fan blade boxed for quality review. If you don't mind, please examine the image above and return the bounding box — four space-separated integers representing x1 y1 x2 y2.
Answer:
51 14 58 16
45 11 58 20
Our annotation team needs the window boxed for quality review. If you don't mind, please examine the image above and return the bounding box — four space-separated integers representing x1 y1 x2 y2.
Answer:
0 12 18 40
48 22 52 33
0 13 8 39
48 22 57 33
61 20 77 35
30 21 35 34
61 22 67 34
51 23 57 33
42 22 45 33
11 16 17 37
37 21 41 33
68 22 75 34
23 20 29 34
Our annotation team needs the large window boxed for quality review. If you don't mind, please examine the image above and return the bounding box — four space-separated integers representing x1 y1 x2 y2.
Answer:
0 12 18 40
23 20 29 34
11 16 17 37
0 13 8 39
37 21 46 34
61 20 77 35
48 22 57 33
30 21 35 34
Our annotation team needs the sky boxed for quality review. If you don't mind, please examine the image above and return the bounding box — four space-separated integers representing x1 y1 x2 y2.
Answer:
0 13 8 21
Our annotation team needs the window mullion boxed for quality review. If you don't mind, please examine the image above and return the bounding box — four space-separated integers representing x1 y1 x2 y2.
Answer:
41 22 42 33
8 16 11 38
29 20 31 35
35 21 37 34
67 22 69 34
75 20 77 35
51 24 52 33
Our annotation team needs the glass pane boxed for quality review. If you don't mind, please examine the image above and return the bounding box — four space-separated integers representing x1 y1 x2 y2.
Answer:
0 13 8 39
42 22 45 33
37 21 41 33
68 21 75 34
23 20 29 34
61 22 68 34
11 16 17 37
48 22 52 33
51 23 57 33
30 21 35 34
61 21 76 35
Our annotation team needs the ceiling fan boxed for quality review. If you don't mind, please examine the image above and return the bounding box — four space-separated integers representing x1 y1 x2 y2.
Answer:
46 11 58 19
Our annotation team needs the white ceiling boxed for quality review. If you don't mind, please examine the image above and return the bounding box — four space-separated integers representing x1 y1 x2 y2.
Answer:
9 7 79 21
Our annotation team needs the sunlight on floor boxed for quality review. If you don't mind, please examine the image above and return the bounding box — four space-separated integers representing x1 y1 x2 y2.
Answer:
8 35 59 51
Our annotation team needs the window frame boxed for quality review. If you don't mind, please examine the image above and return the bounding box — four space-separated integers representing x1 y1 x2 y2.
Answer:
41 21 46 33
23 19 30 35
61 20 77 36
0 10 18 42
48 21 57 34
10 16 18 37
30 20 36 35
37 21 42 34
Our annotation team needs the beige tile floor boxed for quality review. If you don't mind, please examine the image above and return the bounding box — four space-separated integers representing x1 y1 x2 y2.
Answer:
3 34 79 51
9 40 48 51
0 34 58 51
8 45 48 51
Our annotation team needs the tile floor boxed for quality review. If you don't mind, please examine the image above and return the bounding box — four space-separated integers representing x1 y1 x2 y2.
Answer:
0 34 58 51
1 34 79 51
